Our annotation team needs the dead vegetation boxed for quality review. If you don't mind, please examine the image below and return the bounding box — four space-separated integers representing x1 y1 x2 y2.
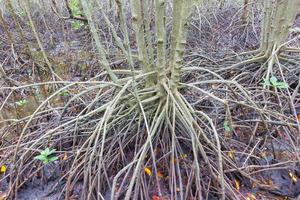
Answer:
0 0 300 199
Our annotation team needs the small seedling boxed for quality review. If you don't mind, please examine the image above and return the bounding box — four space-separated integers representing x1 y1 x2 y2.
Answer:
34 148 58 164
59 90 70 97
15 99 28 107
17 10 26 17
223 121 231 132
69 0 82 16
262 76 288 89
71 21 84 30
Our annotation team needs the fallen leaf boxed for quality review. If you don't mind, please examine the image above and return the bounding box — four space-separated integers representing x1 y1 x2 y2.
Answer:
266 179 273 185
0 165 6 173
63 153 68 161
172 158 177 164
246 193 256 200
289 171 298 182
297 115 300 122
152 195 160 200
0 191 8 200
260 151 267 158
234 179 240 191
181 154 187 159
157 171 164 178
144 167 152 176
228 150 235 160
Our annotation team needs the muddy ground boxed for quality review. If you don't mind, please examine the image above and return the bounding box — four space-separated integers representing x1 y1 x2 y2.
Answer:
1 1 300 199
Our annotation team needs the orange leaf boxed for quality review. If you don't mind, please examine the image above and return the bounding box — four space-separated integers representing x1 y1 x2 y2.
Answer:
144 167 152 176
152 195 160 200
297 115 300 122
172 158 177 164
157 171 164 178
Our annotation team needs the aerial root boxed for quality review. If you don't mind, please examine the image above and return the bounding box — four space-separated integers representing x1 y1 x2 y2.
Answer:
7 76 279 199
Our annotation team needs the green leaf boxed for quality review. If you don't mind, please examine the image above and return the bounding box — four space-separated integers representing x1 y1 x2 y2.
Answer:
59 90 70 97
275 82 288 89
17 10 26 17
41 148 50 156
15 99 28 107
264 76 288 89
41 148 56 156
35 148 57 164
223 121 231 132
48 156 58 162
69 0 82 16
262 79 271 86
270 76 278 85
71 21 84 30
34 155 46 161
42 159 49 164
48 149 56 155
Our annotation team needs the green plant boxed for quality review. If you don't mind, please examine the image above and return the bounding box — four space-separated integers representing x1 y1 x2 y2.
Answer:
17 10 26 17
34 148 58 164
15 99 28 107
69 0 82 17
71 20 84 30
59 90 70 97
223 121 231 132
9 0 300 199
262 76 288 89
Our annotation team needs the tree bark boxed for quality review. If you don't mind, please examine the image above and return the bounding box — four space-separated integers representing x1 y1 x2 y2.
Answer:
260 0 300 57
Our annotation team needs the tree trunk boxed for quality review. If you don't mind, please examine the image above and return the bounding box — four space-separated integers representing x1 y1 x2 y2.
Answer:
260 0 300 57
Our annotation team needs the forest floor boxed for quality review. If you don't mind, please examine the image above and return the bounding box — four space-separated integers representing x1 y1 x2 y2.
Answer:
1 1 300 200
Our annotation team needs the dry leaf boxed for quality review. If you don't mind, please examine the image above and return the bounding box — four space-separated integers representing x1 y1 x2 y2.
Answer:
266 179 273 185
0 191 8 200
181 154 187 159
144 167 152 176
246 193 256 200
234 179 240 191
228 150 235 160
63 153 68 161
0 165 6 173
289 171 298 182
152 195 160 200
157 171 164 178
